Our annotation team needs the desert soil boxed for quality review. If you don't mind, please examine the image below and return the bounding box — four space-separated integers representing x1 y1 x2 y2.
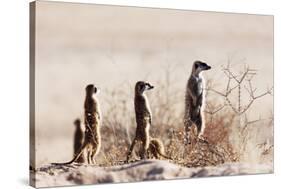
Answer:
32 160 272 188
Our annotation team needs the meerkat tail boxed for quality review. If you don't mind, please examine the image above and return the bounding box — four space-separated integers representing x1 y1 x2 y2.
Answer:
156 148 170 159
156 148 171 159
126 138 137 161
149 138 171 160
52 144 87 165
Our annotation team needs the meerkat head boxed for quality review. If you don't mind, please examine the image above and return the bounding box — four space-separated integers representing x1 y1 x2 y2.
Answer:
135 81 154 95
74 118 81 128
192 60 211 76
85 84 100 97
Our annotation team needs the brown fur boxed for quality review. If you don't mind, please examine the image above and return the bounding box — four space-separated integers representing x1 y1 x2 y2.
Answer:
148 138 170 159
73 119 85 163
52 84 101 165
126 81 154 161
184 61 211 145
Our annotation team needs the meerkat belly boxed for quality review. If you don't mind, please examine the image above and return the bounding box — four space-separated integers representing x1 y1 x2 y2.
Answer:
194 77 203 96
136 118 150 135
88 129 100 146
144 98 152 116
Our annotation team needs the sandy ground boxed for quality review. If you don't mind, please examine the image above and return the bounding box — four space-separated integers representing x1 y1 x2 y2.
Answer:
32 160 273 188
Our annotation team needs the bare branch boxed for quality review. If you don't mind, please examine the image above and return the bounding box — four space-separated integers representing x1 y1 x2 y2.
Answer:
210 63 272 115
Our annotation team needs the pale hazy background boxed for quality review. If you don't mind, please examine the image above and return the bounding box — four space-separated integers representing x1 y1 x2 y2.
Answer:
34 1 273 166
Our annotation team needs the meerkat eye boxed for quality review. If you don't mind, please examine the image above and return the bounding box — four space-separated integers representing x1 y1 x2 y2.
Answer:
195 63 199 69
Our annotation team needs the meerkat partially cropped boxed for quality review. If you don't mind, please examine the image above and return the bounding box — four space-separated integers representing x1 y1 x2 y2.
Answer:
184 60 211 144
148 138 170 159
126 81 154 161
73 118 85 163
53 84 102 165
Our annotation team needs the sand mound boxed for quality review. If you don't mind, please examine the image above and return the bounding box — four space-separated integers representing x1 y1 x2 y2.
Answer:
32 160 272 188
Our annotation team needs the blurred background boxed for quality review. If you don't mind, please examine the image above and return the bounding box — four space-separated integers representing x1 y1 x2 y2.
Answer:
34 1 273 167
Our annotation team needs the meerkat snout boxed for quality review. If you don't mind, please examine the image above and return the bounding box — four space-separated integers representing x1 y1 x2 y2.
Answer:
95 87 101 94
145 83 154 90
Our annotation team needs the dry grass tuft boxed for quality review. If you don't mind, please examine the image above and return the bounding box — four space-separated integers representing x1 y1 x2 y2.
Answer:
92 61 272 168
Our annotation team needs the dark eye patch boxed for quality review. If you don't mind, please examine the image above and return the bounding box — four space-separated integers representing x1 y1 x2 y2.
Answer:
139 83 145 90
201 63 207 67
195 64 199 69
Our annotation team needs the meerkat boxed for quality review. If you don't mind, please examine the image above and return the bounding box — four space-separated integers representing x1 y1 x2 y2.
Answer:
126 81 154 162
53 84 102 165
73 118 85 163
184 60 211 144
147 138 170 159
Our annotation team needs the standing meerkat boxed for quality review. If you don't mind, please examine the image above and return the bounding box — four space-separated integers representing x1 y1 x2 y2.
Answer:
148 138 170 159
73 118 85 163
126 81 154 162
53 84 102 165
184 60 211 144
